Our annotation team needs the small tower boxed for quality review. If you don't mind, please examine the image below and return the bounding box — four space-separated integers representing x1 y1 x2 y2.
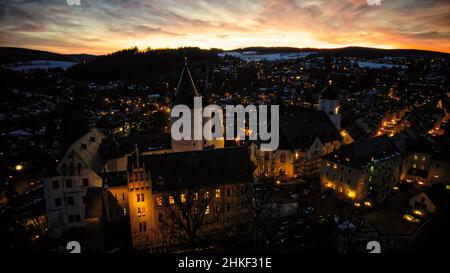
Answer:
127 146 156 249
318 74 341 130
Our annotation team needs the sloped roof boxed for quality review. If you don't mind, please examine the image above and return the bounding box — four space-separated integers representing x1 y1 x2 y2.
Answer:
324 135 401 168
61 128 107 176
279 108 341 150
130 146 254 192
173 61 199 108
320 85 338 100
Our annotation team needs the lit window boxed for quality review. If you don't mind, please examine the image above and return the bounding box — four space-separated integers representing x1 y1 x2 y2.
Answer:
412 164 417 169
204 191 210 200
215 189 221 198
156 197 162 206
422 157 426 161
205 205 210 215
193 192 199 201
137 207 141 217
169 195 175 205
181 193 186 203
123 208 127 215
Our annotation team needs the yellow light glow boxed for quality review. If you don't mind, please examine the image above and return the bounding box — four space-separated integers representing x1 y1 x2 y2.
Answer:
412 209 424 217
403 214 420 223
205 205 210 215
15 164 24 171
215 189 221 198
169 195 175 204
364 201 372 207
354 202 361 207
347 191 356 199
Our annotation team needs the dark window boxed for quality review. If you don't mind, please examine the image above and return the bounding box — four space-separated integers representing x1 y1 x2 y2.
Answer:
67 196 74 206
74 215 81 222
80 143 87 150
227 188 231 197
62 164 67 175
82 178 89 187
139 222 142 232
77 163 82 175
347 179 351 185
66 179 72 188
348 169 352 174
68 215 74 223
141 193 145 202
90 136 95 143
143 222 147 232
137 194 140 202
52 180 59 189
82 196 86 204
158 213 163 223
122 193 125 201
227 203 231 212
55 198 62 207
436 164 440 169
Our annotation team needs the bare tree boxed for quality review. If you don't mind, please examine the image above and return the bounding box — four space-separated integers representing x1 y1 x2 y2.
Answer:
159 186 220 252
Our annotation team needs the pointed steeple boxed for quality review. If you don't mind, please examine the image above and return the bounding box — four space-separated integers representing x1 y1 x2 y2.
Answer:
173 58 199 108
320 71 338 100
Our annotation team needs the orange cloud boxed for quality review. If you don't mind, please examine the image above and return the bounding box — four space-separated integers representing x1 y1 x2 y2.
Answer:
0 0 448 54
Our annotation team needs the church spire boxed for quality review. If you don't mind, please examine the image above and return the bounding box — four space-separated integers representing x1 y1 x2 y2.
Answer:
173 57 199 108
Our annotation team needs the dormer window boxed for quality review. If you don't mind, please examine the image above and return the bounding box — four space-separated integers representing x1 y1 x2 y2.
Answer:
80 143 87 150
90 136 95 143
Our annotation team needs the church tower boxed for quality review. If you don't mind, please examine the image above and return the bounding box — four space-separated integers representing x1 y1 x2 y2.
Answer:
171 59 223 153
318 75 341 130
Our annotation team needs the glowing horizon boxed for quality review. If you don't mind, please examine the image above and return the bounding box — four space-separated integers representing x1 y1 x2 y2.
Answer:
1 0 449 55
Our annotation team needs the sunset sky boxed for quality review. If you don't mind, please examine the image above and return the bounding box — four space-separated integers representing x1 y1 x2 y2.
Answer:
0 0 449 55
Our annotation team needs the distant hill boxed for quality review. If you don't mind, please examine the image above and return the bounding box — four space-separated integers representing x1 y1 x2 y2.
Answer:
232 46 449 58
0 47 96 64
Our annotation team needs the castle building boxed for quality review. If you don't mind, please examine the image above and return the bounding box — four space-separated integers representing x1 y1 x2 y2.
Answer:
127 146 253 251
43 61 252 251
